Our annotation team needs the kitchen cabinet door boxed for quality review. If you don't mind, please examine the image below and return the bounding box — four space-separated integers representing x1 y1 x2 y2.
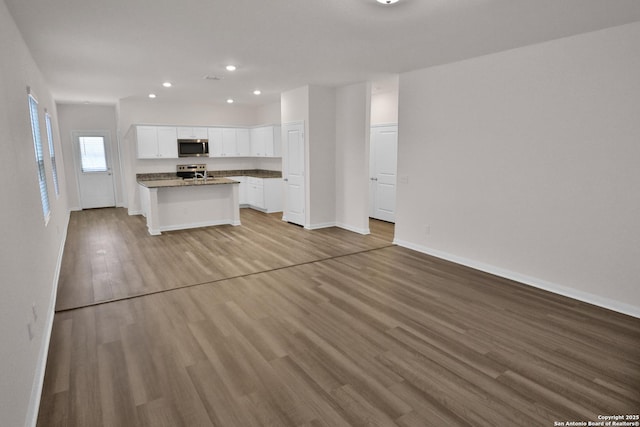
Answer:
268 125 282 157
251 126 281 157
208 128 223 157
263 178 283 212
247 177 265 209
222 128 237 156
156 127 178 158
251 127 266 156
177 127 208 139
136 126 178 159
236 128 250 156
136 126 159 158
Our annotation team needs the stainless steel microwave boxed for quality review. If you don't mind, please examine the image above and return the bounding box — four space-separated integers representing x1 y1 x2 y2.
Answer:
177 139 209 157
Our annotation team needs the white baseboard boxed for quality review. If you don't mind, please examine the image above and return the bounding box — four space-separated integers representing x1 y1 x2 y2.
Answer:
394 239 640 319
155 219 237 234
336 222 371 235
128 209 142 216
305 221 337 230
26 210 70 427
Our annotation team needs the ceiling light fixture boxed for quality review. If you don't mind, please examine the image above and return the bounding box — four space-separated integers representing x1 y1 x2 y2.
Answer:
148 93 157 98
162 82 172 87
253 90 261 95
225 65 237 71
226 98 234 104
376 0 399 4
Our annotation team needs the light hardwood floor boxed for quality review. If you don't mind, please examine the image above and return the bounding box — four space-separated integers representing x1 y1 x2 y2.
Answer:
38 208 640 426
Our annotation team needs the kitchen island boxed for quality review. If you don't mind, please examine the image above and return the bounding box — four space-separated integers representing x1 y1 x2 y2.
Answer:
137 177 240 235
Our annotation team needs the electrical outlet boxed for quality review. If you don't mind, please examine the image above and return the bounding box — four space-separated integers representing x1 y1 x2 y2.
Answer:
399 175 409 184
32 303 38 322
424 224 430 236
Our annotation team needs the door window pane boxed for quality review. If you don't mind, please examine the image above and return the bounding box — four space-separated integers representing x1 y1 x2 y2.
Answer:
79 136 107 172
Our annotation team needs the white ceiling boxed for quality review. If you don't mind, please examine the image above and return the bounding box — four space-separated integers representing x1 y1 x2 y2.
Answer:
5 0 640 106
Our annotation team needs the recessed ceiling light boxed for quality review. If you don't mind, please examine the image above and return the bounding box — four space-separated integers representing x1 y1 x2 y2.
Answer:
226 98 234 104
162 82 172 88
253 90 261 95
226 65 237 71
377 0 399 3
148 93 156 98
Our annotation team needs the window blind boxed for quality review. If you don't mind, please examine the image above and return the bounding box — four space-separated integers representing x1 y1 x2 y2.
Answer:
28 92 51 222
45 112 60 196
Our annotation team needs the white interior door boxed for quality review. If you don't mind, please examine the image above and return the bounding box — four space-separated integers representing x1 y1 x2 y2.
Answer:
74 131 116 209
369 125 398 223
283 122 305 226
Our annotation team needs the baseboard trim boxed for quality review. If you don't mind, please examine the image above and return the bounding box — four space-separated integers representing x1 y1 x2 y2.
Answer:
128 209 142 216
336 222 371 235
393 239 640 319
26 210 70 427
305 222 337 230
157 219 237 234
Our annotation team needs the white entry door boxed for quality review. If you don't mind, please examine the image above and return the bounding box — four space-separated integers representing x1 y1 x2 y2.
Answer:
283 122 305 226
74 131 116 209
369 125 398 223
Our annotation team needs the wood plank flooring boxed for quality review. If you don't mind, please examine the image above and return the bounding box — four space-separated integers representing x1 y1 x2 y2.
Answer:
55 209 393 311
38 208 640 426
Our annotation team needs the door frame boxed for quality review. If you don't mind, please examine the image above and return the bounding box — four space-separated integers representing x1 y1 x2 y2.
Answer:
368 123 398 223
71 130 117 209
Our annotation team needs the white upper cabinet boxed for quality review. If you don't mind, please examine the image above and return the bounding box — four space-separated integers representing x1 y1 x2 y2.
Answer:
236 128 251 156
250 127 266 157
207 127 223 157
222 128 237 156
157 127 179 158
250 125 281 157
213 127 251 156
134 124 281 159
136 126 159 158
136 126 178 159
177 127 208 139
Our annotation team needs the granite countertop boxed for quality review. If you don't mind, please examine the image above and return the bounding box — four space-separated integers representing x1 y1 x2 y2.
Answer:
137 169 282 182
138 177 238 188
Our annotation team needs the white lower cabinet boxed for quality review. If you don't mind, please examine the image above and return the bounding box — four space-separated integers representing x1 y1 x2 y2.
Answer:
247 177 265 209
246 177 282 212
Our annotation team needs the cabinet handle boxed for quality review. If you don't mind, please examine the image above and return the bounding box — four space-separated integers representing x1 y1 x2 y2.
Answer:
370 177 378 181
284 178 289 182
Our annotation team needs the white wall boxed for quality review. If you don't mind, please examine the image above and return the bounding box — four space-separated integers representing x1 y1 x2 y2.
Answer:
395 22 640 316
335 82 371 234
371 85 398 126
256 101 281 125
57 103 122 210
117 97 259 134
0 3 69 426
308 86 337 228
